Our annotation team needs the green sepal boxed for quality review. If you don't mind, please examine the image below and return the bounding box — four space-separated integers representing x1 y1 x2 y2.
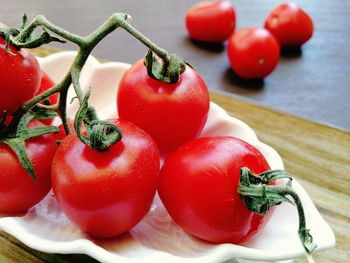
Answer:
21 13 28 29
0 112 58 180
238 167 293 215
13 28 66 49
74 89 122 151
2 138 36 180
238 167 317 255
144 50 186 84
30 105 57 120
0 27 20 55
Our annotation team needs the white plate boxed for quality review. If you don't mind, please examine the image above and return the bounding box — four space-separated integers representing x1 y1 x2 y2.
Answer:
0 51 335 263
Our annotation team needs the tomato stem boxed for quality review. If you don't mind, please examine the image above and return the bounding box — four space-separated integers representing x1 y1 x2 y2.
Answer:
238 168 317 257
8 12 180 141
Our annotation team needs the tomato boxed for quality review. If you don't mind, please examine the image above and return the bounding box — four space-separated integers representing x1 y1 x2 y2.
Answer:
227 28 280 79
264 3 313 47
0 120 57 214
0 37 41 114
117 60 209 154
36 71 59 125
158 136 274 243
185 0 236 42
51 119 160 238
53 120 74 141
37 70 58 105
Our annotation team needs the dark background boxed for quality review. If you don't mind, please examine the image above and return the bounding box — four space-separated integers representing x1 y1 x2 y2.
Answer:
3 0 350 130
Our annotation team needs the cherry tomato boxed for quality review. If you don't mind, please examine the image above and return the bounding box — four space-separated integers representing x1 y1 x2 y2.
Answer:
51 119 160 238
37 70 58 105
117 60 209 154
264 3 313 47
36 71 59 125
0 120 57 214
186 0 236 42
227 28 280 79
53 120 74 141
158 136 274 243
0 37 41 114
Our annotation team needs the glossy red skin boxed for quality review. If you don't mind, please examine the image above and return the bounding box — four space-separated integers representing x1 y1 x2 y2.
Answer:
158 136 274 244
37 71 58 105
0 38 41 114
51 119 160 238
227 28 280 79
186 0 236 42
117 60 209 154
0 120 57 214
53 120 74 141
264 3 313 47
36 71 59 126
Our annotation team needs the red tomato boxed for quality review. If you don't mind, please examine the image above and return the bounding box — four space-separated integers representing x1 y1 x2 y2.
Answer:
158 136 274 243
37 70 58 105
0 38 41 114
264 3 313 47
51 119 160 238
186 0 236 42
36 71 59 126
227 28 280 79
117 60 209 154
53 120 74 141
0 120 57 214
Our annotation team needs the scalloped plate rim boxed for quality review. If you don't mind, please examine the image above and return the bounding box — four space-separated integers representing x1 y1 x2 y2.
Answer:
0 51 335 263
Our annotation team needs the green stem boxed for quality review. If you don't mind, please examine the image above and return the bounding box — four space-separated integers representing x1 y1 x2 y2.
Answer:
111 13 169 61
238 168 317 256
8 12 176 144
14 15 84 45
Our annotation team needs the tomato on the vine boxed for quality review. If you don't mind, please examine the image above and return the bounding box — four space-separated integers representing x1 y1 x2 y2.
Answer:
37 70 58 105
51 119 160 238
227 28 280 79
264 3 313 48
158 136 274 243
117 60 209 154
36 71 59 125
0 120 57 214
185 0 236 43
0 37 41 114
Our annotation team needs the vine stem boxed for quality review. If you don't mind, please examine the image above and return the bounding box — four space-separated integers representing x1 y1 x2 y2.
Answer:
7 12 172 137
238 168 317 262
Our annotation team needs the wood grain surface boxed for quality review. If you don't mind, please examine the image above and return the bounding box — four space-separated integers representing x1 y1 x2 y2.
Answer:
0 47 349 261
1 0 350 130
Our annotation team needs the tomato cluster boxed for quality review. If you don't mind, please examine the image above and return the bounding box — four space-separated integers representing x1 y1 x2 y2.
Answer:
0 39 273 243
0 11 312 250
186 1 313 79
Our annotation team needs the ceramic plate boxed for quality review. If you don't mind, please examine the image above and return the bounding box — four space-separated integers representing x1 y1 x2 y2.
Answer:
0 51 335 263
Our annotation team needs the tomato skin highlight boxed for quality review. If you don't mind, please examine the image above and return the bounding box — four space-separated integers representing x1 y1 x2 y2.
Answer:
186 0 236 42
0 120 57 214
158 136 274 244
117 60 209 154
264 3 313 47
0 38 41 114
51 119 160 238
227 28 280 79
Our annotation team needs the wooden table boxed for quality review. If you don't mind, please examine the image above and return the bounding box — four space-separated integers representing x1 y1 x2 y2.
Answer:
1 0 350 262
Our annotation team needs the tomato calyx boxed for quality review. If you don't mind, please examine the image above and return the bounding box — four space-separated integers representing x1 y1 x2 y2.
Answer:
144 50 187 83
238 167 317 254
0 112 58 180
0 14 65 53
74 90 122 151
